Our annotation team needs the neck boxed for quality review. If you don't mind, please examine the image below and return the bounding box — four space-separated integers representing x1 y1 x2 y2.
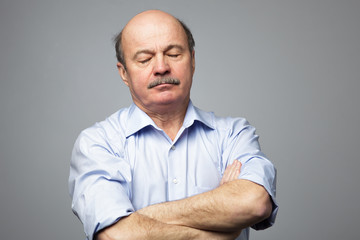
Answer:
136 99 189 141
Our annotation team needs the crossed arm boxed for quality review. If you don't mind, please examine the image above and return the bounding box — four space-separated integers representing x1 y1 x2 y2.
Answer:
96 160 272 240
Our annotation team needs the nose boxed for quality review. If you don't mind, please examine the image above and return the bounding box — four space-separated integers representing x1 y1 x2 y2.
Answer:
153 55 170 76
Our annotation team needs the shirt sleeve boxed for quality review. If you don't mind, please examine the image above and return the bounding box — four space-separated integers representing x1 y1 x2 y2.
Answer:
68 124 134 240
220 118 278 230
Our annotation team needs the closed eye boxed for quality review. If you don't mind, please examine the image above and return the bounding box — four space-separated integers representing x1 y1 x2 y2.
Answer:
168 54 180 58
138 58 151 64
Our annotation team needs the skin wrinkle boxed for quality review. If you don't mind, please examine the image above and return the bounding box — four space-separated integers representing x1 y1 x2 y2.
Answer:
133 44 186 62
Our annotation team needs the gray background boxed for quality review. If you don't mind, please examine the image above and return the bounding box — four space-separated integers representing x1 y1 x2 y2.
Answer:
1 0 359 239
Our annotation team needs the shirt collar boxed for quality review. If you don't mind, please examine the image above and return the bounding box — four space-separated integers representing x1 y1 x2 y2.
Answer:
125 103 156 137
125 100 215 137
183 100 215 130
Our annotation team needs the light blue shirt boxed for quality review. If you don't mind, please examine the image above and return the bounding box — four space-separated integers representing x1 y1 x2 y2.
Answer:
69 101 278 240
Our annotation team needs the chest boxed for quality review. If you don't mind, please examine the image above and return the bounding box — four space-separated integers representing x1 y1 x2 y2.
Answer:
124 126 223 209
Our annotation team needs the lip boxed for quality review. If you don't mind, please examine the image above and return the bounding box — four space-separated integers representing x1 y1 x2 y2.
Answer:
152 83 176 90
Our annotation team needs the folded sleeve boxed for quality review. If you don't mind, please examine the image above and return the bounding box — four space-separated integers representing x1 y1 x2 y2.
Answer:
220 118 278 230
68 124 134 240
239 156 278 230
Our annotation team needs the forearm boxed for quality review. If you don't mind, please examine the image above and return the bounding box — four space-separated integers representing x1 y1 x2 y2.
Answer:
138 179 272 232
96 212 239 240
96 213 197 240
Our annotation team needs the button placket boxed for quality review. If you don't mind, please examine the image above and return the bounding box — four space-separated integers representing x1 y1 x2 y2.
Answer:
170 144 177 185
167 139 187 200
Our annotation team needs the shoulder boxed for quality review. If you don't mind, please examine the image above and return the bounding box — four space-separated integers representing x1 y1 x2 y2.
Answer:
75 107 131 150
212 114 252 136
192 105 255 144
190 105 248 130
190 103 253 135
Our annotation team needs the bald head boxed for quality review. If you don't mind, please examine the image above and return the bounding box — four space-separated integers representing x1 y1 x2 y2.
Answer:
114 10 195 69
124 10 178 32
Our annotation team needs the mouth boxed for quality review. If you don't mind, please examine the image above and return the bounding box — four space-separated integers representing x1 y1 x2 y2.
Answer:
148 77 180 89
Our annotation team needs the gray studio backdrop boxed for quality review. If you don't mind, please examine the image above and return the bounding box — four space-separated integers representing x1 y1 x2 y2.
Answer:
1 0 359 239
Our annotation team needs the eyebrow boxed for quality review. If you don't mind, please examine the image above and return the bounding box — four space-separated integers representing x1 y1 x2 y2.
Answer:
133 44 185 60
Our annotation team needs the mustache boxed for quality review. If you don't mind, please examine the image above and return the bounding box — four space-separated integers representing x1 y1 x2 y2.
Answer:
147 77 180 89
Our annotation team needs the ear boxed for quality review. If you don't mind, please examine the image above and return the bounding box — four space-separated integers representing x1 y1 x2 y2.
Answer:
191 50 196 75
117 62 129 87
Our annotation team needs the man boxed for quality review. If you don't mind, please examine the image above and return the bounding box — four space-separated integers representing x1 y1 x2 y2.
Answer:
69 10 278 240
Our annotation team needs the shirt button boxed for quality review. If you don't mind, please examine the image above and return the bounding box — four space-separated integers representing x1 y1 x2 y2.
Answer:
171 145 176 150
173 178 178 184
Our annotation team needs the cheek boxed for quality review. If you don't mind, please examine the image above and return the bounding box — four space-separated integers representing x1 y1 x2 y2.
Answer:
128 70 151 86
180 68 194 86
174 62 193 78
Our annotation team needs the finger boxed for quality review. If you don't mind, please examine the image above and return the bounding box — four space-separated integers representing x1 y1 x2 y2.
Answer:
221 160 239 185
220 165 231 185
229 160 240 180
234 161 242 178
220 161 235 185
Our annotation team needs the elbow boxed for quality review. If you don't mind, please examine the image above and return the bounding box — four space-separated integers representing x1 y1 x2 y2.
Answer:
94 214 143 240
96 228 115 240
254 194 272 221
231 183 273 227
95 232 109 240
246 190 273 224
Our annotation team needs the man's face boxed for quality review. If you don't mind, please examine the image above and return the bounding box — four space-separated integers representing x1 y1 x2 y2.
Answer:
118 12 195 112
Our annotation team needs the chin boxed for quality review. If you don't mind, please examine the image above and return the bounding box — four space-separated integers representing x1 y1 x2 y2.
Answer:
153 96 184 106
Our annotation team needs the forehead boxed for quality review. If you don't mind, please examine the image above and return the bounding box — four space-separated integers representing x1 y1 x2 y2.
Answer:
122 15 188 55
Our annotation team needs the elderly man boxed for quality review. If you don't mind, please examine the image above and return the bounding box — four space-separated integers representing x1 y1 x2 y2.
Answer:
69 10 278 240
